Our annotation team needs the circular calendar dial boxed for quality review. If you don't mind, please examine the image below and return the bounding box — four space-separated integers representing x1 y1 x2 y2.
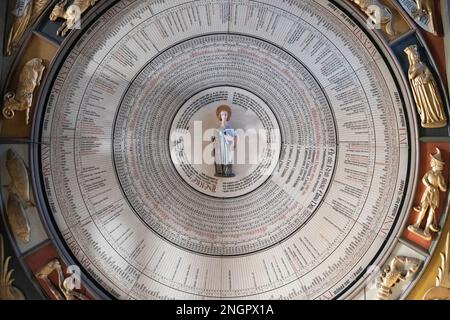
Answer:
39 0 415 299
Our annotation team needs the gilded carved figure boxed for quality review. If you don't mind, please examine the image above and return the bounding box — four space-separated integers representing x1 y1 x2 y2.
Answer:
35 259 89 300
377 256 420 300
408 148 446 240
398 0 438 35
411 0 434 23
5 0 51 56
6 149 34 208
49 0 99 37
2 58 45 125
405 45 447 128
351 0 396 36
6 194 31 244
5 149 34 244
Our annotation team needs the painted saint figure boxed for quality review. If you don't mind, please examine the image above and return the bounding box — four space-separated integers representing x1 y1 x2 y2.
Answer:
404 45 447 128
408 148 447 240
212 105 237 177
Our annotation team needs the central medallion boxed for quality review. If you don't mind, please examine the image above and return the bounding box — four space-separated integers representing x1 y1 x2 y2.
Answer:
169 86 281 198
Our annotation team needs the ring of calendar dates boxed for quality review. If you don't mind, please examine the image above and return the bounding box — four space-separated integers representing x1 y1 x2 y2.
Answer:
176 304 275 317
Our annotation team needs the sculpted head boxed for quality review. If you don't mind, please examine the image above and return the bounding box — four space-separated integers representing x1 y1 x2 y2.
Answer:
216 105 232 123
404 45 420 62
50 0 68 21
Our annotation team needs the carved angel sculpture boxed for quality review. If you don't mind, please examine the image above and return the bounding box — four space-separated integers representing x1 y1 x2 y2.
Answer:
49 0 99 37
5 0 51 56
2 58 45 125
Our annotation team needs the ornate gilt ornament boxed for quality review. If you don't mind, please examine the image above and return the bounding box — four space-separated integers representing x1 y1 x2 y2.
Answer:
423 232 450 300
404 45 447 128
5 0 51 56
36 259 89 300
0 234 25 300
377 256 420 300
5 149 34 243
49 0 99 37
397 0 438 35
2 58 45 125
408 148 446 240
350 0 396 36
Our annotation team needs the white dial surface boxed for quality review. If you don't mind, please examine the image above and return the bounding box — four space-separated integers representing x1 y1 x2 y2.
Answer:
40 0 415 299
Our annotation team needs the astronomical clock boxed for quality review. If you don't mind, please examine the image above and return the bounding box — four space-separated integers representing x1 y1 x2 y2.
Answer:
0 0 450 301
